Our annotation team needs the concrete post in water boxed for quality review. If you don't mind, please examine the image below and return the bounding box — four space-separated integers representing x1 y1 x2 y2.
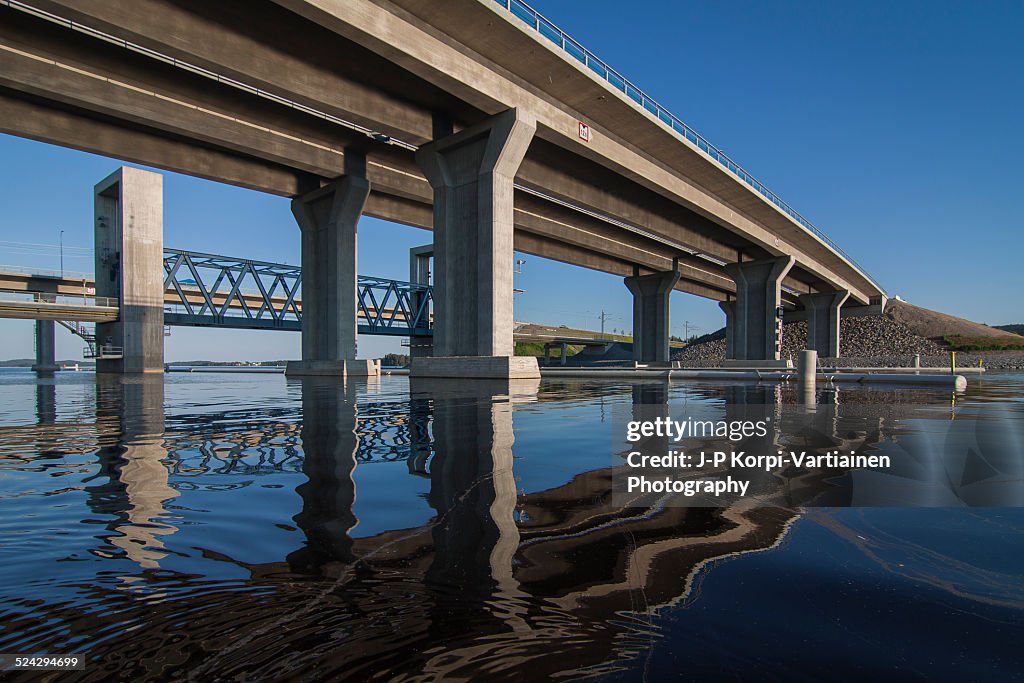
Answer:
411 109 540 380
94 167 164 374
798 349 817 404
408 244 434 360
799 290 849 358
286 149 378 377
913 354 921 368
723 256 794 361
624 268 680 363
31 318 58 375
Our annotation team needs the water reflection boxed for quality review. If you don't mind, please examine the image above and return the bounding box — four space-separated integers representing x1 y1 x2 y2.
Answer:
287 378 358 571
36 382 56 425
85 377 178 572
0 371 1021 679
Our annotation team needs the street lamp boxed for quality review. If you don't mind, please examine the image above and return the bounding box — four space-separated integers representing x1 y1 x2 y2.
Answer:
513 258 526 294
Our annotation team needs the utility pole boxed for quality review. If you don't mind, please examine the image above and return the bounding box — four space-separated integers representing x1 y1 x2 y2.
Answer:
598 310 612 339
59 229 64 278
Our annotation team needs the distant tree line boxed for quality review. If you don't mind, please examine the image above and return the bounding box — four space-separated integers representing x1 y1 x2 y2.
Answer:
994 324 1024 336
380 353 410 367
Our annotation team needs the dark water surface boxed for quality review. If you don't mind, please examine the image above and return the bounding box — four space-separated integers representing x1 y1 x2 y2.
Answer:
0 369 1022 681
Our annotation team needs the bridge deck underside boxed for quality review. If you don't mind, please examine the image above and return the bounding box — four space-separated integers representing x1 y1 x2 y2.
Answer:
0 0 882 308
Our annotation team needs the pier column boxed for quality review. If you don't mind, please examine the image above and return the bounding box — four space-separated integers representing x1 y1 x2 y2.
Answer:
411 109 540 379
409 244 434 360
32 319 58 374
719 300 736 359
722 256 794 361
624 268 680 363
94 167 164 374
286 150 378 377
799 290 849 358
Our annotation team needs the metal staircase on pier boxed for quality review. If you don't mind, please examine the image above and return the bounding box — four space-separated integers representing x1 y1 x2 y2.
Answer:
57 320 123 360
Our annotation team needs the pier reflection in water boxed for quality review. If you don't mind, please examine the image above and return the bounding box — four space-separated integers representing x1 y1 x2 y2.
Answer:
0 371 1022 680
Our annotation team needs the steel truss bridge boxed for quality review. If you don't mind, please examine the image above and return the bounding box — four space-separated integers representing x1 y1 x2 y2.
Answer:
163 248 432 336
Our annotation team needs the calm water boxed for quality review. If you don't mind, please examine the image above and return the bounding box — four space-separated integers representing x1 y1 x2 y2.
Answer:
0 368 1022 681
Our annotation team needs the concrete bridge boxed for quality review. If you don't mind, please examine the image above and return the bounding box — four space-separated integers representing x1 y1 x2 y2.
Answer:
0 0 886 378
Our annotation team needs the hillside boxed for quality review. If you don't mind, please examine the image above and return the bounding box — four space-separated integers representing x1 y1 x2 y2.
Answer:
673 300 1024 368
886 301 1024 349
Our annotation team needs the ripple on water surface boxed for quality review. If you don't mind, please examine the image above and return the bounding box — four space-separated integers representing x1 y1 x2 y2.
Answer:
0 368 1022 679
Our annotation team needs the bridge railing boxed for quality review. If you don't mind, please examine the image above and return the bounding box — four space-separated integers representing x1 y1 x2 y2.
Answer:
0 265 92 280
493 0 885 294
0 290 117 308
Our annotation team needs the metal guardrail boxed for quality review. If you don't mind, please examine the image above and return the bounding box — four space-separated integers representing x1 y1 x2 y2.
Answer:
492 0 885 294
0 290 117 307
84 343 122 360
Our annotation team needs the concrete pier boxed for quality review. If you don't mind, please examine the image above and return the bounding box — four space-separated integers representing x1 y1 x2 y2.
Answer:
286 150 378 378
543 342 569 366
800 290 849 357
94 167 164 374
411 109 539 380
31 319 58 374
721 256 794 361
624 268 680 363
408 244 434 360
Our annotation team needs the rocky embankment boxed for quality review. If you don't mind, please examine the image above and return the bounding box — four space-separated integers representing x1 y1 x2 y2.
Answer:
673 316 1024 370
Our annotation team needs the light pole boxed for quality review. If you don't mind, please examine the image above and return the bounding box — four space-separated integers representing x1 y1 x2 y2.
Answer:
513 258 526 294
59 229 64 278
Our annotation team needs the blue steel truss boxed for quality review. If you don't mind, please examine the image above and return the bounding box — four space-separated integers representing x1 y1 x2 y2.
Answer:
162 249 432 336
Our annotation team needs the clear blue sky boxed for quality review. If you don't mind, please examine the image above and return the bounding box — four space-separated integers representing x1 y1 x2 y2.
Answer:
1 0 1021 361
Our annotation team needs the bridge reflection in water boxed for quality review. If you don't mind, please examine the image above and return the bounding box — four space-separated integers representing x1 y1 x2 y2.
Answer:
9 374 998 679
